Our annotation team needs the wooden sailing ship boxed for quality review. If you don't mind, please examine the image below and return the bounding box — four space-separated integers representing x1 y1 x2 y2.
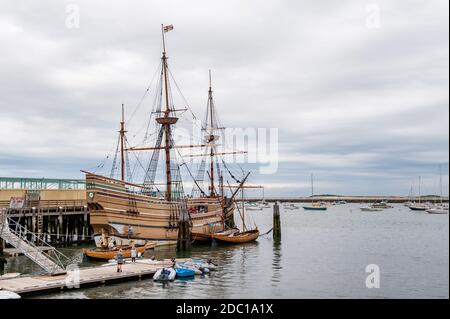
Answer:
84 25 244 247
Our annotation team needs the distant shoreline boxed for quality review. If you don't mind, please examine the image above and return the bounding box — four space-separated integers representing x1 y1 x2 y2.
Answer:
245 196 449 203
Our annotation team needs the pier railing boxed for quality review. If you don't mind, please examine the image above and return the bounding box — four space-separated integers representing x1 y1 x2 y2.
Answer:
0 199 86 209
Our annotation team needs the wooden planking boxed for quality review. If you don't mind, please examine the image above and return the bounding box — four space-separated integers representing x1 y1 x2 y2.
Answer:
0 261 173 296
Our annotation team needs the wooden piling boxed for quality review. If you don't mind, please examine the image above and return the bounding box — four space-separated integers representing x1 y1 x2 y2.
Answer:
273 201 281 239
176 204 191 251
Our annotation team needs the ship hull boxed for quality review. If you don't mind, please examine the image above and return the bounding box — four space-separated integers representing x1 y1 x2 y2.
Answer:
86 173 234 247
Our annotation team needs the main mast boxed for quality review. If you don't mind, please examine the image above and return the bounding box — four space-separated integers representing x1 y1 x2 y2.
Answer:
207 70 216 197
119 104 126 181
156 24 178 201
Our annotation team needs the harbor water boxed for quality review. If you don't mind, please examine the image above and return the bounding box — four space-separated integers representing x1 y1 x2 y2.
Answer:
3 203 448 299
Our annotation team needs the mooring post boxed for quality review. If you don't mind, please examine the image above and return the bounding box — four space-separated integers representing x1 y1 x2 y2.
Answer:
58 211 63 244
177 203 191 251
273 201 281 239
82 208 88 241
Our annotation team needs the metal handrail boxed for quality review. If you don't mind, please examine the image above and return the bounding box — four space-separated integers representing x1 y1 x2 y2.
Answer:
1 215 70 274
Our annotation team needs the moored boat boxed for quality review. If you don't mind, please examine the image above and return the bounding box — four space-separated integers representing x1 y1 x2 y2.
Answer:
427 207 448 214
360 206 383 212
213 181 259 244
409 204 428 211
283 203 300 210
213 229 260 243
153 268 176 281
303 205 327 211
83 26 239 247
175 267 196 278
82 243 152 260
302 174 328 211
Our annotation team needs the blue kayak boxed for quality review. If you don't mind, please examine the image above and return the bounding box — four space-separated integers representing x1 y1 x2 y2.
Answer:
175 267 195 278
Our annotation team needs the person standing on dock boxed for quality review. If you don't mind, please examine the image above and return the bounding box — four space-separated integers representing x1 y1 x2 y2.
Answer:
116 249 124 272
130 245 137 263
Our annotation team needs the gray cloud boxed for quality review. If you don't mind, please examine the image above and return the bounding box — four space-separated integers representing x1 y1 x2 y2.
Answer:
0 0 448 196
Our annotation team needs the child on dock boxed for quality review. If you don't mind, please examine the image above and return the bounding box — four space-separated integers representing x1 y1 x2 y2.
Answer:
116 249 124 272
130 245 137 263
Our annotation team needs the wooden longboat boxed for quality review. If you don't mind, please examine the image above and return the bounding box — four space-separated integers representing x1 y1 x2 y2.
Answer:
213 229 259 244
82 243 153 260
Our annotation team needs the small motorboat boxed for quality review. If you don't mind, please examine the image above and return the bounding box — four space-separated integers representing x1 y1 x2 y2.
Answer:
175 267 196 278
0 290 21 299
82 242 154 260
153 268 176 281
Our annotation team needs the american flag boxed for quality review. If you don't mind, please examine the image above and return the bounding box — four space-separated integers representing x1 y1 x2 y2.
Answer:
163 24 174 32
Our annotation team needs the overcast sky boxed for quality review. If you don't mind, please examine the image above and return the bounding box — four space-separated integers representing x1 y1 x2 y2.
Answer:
0 0 448 196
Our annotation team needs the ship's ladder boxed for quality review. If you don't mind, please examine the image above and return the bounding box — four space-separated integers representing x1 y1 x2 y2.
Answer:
0 213 69 275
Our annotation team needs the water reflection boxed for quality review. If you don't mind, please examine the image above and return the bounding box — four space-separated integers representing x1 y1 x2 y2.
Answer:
272 238 282 285
4 204 448 299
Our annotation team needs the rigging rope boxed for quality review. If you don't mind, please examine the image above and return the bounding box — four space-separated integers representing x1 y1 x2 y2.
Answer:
222 159 241 183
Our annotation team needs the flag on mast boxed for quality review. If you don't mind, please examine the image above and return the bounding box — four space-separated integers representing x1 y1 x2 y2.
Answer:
163 24 174 32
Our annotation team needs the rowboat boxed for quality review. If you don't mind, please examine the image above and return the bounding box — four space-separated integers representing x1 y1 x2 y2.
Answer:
82 242 154 260
213 229 260 243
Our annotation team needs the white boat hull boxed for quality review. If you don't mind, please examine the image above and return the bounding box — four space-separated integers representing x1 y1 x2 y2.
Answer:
427 208 448 214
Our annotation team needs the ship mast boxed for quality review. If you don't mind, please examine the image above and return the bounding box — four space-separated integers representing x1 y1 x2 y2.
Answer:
119 104 126 181
156 24 178 201
207 70 216 197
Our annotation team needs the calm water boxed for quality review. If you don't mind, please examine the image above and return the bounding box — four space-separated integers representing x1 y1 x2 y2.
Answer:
3 203 449 299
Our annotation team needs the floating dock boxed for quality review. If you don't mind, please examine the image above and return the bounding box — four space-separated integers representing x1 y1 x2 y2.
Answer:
0 260 174 297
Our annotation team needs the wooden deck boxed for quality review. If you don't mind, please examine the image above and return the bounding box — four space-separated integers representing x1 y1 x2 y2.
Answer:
0 260 172 297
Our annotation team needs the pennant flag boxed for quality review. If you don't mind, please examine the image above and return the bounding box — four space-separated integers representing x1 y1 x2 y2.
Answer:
164 24 174 32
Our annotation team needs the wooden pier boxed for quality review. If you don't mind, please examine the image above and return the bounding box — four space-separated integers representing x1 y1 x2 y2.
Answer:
1 187 93 247
0 260 172 297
